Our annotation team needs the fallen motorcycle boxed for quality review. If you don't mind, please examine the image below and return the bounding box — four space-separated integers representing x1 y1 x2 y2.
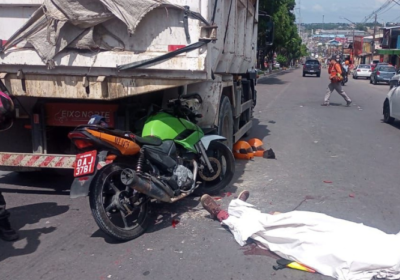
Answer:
68 94 235 241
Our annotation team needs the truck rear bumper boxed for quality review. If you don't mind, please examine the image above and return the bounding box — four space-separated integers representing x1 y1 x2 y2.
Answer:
0 153 75 170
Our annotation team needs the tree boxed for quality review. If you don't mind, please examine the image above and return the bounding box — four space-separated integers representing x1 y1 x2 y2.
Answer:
258 0 304 63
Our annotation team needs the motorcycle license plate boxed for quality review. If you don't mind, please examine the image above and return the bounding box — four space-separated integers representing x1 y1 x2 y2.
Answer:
74 150 97 177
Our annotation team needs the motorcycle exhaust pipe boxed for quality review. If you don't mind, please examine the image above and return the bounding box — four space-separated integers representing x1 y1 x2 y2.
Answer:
120 169 173 203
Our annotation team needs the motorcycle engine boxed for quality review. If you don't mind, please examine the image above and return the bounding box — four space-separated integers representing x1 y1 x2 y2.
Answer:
173 165 194 190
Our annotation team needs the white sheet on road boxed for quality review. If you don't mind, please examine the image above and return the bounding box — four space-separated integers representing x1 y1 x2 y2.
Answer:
222 199 400 280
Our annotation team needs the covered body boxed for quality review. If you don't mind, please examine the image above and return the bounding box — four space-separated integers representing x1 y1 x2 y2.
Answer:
223 199 400 280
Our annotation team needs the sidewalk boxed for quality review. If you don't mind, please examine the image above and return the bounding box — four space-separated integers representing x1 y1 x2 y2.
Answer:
257 66 298 82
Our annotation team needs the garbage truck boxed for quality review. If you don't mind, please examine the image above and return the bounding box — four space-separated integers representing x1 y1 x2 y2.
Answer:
0 0 261 172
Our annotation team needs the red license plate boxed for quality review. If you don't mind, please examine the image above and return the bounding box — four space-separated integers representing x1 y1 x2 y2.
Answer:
74 150 97 177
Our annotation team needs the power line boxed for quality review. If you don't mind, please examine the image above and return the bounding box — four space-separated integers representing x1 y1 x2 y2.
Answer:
389 14 400 22
376 2 397 16
363 0 392 23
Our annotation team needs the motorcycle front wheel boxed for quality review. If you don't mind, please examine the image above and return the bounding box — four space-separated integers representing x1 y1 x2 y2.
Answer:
89 163 151 242
195 141 235 195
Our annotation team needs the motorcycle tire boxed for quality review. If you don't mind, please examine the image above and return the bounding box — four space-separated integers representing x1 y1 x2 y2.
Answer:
89 163 152 242
194 141 235 195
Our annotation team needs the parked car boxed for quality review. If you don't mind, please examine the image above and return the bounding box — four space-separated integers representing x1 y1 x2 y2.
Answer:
371 62 388 72
383 86 400 123
353 64 372 79
389 70 400 89
303 59 321 77
370 65 397 85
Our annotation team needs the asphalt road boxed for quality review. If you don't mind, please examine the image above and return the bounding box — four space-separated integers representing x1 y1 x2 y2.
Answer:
1 68 400 280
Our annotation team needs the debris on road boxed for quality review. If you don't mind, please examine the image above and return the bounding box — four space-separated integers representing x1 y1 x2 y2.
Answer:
323 181 333 184
221 192 232 198
171 219 180 228
273 258 316 273
265 149 276 159
349 193 355 198
233 138 276 159
233 141 255 160
248 138 267 157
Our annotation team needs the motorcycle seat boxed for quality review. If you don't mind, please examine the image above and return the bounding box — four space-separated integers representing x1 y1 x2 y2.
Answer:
103 128 163 146
134 135 162 146
78 125 162 146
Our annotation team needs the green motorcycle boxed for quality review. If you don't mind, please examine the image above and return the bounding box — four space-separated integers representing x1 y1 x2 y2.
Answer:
68 93 235 241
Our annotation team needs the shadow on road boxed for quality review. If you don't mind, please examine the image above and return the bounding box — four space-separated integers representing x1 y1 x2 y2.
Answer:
244 118 271 141
328 102 345 107
381 119 400 129
91 197 207 244
258 77 287 85
0 202 69 262
0 172 73 195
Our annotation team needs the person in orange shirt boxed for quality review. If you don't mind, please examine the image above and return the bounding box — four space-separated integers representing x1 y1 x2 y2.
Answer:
322 57 352 106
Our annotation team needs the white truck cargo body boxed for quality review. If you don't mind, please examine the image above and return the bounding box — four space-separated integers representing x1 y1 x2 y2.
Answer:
0 0 259 171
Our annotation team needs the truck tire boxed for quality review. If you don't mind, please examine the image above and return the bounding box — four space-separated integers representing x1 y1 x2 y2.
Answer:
218 96 234 150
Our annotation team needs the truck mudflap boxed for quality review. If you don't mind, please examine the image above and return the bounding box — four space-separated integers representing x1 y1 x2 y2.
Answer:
0 152 75 169
70 176 96 199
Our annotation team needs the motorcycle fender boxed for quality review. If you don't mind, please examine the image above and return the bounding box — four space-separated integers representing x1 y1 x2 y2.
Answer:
70 175 96 198
200 135 227 150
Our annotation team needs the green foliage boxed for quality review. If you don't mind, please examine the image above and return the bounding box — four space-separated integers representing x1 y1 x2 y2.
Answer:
259 0 304 61
276 54 287 66
300 44 308 57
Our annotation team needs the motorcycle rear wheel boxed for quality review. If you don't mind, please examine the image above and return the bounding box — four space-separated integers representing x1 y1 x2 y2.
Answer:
194 141 235 195
89 163 151 242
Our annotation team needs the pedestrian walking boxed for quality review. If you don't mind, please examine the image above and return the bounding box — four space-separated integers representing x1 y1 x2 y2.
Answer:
0 90 19 241
322 57 352 106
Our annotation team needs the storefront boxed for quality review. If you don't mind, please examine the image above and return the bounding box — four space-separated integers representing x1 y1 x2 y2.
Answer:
376 49 400 68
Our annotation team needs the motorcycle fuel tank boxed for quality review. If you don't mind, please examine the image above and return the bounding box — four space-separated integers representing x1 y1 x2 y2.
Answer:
142 112 204 152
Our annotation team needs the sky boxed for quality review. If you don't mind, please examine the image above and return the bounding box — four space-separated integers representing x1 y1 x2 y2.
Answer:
295 0 400 24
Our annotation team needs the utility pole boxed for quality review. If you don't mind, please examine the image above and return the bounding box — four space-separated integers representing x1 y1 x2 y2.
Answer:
352 28 355 64
298 0 302 39
372 13 377 56
323 15 324 30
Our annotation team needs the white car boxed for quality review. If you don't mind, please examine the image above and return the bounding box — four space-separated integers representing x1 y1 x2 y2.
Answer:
383 86 400 123
353 64 372 79
389 70 400 89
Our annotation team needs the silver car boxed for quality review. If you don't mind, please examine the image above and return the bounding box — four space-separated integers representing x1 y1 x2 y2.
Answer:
370 65 397 85
353 64 372 79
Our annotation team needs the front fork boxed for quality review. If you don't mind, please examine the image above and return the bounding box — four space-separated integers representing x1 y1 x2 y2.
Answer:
195 142 214 173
